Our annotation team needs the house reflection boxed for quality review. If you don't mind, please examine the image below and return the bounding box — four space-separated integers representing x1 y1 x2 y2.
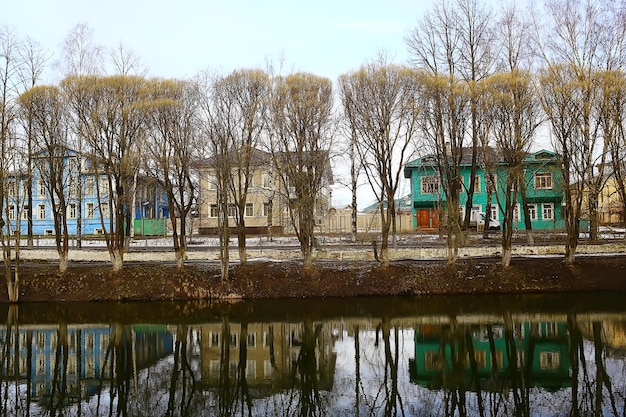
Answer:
409 320 571 392
1 324 174 405
192 321 338 397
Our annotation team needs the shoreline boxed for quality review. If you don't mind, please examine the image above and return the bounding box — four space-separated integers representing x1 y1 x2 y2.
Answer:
1 251 626 303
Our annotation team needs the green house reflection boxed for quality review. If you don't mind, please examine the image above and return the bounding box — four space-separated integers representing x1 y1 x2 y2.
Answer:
409 320 571 392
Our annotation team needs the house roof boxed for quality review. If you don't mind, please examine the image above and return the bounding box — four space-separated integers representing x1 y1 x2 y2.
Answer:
361 195 412 213
405 148 559 175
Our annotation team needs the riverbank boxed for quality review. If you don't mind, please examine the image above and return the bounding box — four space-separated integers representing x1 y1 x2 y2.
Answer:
1 253 625 303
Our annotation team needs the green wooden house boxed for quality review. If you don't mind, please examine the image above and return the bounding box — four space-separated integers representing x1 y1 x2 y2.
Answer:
403 149 565 230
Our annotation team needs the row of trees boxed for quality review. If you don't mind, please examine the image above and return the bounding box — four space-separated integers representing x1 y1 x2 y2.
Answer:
0 24 338 300
400 0 626 266
2 0 626 296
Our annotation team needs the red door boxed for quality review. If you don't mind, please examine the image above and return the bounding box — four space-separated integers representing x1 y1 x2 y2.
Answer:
416 210 430 228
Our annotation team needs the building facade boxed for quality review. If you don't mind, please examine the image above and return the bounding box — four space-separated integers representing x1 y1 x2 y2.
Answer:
196 148 333 236
4 150 169 237
403 149 565 231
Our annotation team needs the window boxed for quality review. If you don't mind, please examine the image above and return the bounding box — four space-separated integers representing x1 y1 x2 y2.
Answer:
68 203 77 219
539 351 560 370
262 173 271 188
227 204 237 218
247 332 256 348
527 204 537 221
38 180 46 197
207 174 217 190
542 203 554 220
263 202 271 217
486 174 497 193
85 177 95 196
421 176 440 194
209 204 218 218
8 180 16 197
489 204 498 220
245 203 253 217
101 202 110 218
98 178 108 197
210 332 220 347
474 175 481 193
8 205 15 220
230 332 238 348
38 204 46 220
21 206 29 220
534 172 553 190
69 177 77 198
86 202 95 219
513 204 521 223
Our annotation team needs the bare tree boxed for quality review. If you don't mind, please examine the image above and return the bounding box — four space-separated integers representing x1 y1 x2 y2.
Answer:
407 0 496 234
536 0 618 264
210 69 270 266
405 1 472 263
142 78 200 268
338 61 420 266
18 85 73 272
17 38 49 250
0 25 22 302
481 70 541 267
61 75 145 271
110 43 146 76
268 72 334 268
57 23 103 250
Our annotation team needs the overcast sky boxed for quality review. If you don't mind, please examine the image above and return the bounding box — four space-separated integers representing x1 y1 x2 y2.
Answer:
4 0 434 83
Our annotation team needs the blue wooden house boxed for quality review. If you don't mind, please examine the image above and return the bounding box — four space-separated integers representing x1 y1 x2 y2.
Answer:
403 149 565 231
3 149 169 237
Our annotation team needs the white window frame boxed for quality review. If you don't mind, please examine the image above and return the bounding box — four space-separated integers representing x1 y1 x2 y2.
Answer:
68 203 77 219
534 172 553 190
21 205 29 220
421 176 440 194
86 202 95 219
512 204 521 223
8 205 15 220
489 204 498 220
262 173 271 189
209 204 218 218
206 174 217 190
101 202 110 219
38 180 46 198
542 203 554 220
263 202 271 217
85 177 95 196
37 204 46 220
474 175 481 193
245 203 253 217
527 203 538 221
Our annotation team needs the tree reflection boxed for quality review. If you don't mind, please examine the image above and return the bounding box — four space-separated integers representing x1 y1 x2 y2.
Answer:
289 319 325 417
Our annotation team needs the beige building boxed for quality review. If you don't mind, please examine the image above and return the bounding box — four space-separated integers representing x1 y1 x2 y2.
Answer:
196 148 333 235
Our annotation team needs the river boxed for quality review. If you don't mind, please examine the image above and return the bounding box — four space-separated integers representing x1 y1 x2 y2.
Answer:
1 292 625 416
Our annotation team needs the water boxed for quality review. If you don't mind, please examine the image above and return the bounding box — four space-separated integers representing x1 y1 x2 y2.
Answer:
1 293 626 416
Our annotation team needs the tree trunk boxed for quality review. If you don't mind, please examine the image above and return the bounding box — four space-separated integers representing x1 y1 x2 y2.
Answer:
110 250 124 272
175 248 185 269
501 247 512 268
564 236 578 265
237 226 247 266
6 265 18 303
59 252 69 273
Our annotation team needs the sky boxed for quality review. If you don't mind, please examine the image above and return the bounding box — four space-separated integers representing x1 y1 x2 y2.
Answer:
4 0 434 83
4 0 438 207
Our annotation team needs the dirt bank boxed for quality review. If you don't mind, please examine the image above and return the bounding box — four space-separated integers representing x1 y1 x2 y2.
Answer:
1 255 625 303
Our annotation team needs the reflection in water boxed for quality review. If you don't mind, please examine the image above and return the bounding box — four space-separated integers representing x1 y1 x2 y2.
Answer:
1 299 626 416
